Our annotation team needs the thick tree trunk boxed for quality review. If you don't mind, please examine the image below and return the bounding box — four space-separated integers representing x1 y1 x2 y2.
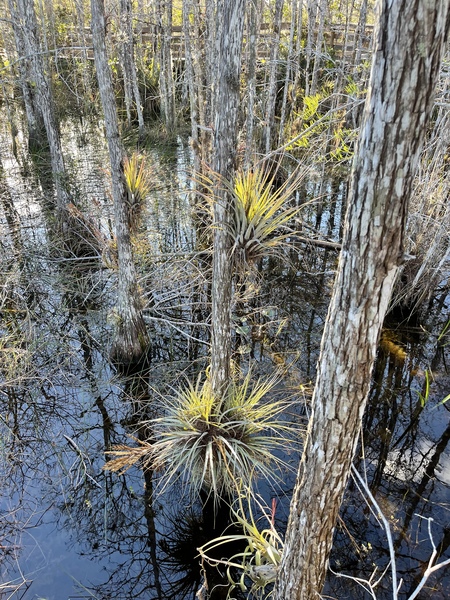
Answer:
91 0 149 367
274 2 450 598
210 0 245 396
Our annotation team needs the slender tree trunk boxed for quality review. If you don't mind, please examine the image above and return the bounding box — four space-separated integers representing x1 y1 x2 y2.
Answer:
309 0 327 95
13 0 69 212
244 0 260 166
91 0 150 366
278 0 300 146
7 0 44 150
119 0 145 135
210 0 245 396
274 1 450 598
158 0 176 131
264 0 284 153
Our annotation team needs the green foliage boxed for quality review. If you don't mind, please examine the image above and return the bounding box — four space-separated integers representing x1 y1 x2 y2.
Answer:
418 369 431 408
150 370 296 501
302 94 321 122
198 490 283 599
437 319 450 344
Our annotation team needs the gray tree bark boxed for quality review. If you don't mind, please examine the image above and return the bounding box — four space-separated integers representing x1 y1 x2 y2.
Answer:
274 1 450 598
210 0 245 396
91 0 149 366
119 0 145 135
264 0 284 153
13 0 69 212
7 0 44 150
158 0 176 131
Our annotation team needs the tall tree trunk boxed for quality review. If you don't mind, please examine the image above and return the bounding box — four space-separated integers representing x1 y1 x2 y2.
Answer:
119 0 145 135
13 0 69 212
210 0 245 396
274 1 450 598
158 0 176 131
278 0 300 146
91 0 150 366
264 0 284 153
309 0 327 95
244 0 260 166
6 0 44 150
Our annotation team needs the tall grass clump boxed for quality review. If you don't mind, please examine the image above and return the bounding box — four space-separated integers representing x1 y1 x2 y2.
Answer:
104 370 301 503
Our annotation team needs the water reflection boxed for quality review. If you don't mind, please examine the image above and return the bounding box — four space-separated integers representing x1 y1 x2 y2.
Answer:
0 113 449 599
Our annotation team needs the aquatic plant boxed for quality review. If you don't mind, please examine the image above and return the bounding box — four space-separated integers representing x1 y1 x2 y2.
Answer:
104 370 300 502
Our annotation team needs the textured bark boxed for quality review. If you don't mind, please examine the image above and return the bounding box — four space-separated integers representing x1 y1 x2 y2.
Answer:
244 0 260 167
7 0 44 150
264 0 284 153
278 0 300 146
210 0 245 396
13 0 69 211
274 1 450 598
91 0 149 366
309 0 328 96
158 0 176 131
119 0 145 134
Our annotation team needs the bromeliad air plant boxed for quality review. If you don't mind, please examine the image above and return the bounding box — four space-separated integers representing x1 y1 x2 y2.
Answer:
198 490 283 598
123 152 150 229
104 370 301 504
229 164 305 263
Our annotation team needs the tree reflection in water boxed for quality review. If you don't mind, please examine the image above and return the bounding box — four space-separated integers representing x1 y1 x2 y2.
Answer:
1 119 449 599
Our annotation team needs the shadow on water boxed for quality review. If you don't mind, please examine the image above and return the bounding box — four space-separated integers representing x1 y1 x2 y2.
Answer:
0 114 449 599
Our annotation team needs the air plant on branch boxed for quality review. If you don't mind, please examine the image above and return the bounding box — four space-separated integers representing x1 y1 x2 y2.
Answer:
104 370 301 504
228 164 305 263
123 152 150 229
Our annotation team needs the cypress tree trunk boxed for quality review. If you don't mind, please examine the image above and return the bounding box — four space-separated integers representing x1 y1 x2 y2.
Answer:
91 0 149 367
13 0 69 212
7 0 44 151
244 0 260 166
264 0 284 153
158 0 176 131
119 0 145 135
210 0 245 396
274 1 450 598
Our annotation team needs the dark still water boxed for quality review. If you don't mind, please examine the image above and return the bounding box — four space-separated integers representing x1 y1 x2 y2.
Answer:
1 117 449 599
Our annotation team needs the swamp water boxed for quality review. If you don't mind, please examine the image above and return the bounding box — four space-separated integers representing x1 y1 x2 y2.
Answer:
0 118 449 599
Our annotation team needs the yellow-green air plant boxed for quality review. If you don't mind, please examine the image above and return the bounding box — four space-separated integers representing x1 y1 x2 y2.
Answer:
104 370 301 504
123 152 150 228
149 371 298 502
229 165 304 263
198 490 284 598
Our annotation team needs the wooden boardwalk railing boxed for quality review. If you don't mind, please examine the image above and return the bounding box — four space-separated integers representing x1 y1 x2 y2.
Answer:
57 22 374 63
